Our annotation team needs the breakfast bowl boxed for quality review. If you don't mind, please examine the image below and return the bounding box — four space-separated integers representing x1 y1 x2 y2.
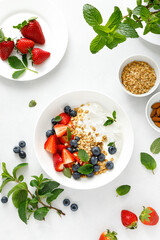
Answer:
118 55 160 97
146 92 160 133
34 90 134 190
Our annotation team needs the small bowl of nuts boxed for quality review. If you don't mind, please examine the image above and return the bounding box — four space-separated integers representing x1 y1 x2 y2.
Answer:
146 92 160 132
119 55 160 97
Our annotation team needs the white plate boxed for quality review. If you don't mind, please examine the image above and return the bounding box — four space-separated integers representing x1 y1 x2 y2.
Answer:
0 0 68 81
34 90 134 190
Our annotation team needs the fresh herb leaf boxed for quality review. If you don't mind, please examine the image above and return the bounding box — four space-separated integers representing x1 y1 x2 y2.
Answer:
8 182 28 197
22 54 28 67
140 152 156 174
116 185 131 196
29 100 37 107
38 181 60 195
30 180 38 187
0 29 5 42
46 189 64 204
78 149 89 162
104 111 117 126
18 200 28 224
140 6 151 20
34 207 49 221
112 110 116 119
78 164 93 175
67 127 71 141
54 116 62 122
83 4 103 27
12 69 26 79
0 178 14 192
12 163 28 179
104 119 114 126
63 168 71 178
127 8 132 17
90 35 106 54
106 6 122 29
12 190 28 208
150 138 160 154
2 162 13 179
18 175 24 182
117 23 139 38
8 56 25 69
108 142 116 147
137 0 142 5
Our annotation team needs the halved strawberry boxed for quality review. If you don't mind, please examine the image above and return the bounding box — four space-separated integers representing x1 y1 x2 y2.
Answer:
54 124 67 137
44 135 57 154
53 153 64 172
62 149 75 165
57 144 66 154
67 121 74 129
59 134 74 147
59 113 71 125
73 152 84 166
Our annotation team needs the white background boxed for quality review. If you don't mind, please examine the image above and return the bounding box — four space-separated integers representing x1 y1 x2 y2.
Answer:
0 0 160 239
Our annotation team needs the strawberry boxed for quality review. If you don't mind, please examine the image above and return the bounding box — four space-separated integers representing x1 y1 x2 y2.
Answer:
121 210 138 229
17 38 35 54
59 113 71 125
44 135 57 154
62 149 75 165
13 17 45 44
73 152 84 166
30 48 50 65
54 124 67 137
59 136 70 147
99 230 117 240
0 29 14 60
139 207 159 226
53 153 64 172
57 144 66 154
67 121 74 129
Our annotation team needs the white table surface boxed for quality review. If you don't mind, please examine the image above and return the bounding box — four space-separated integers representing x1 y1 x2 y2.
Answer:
0 0 160 239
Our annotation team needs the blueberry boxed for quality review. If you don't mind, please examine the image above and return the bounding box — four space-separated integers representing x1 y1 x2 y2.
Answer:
108 146 117 155
19 151 26 159
51 118 57 126
93 165 100 172
69 110 77 117
72 164 80 172
73 172 81 180
98 153 105 162
1 196 8 203
13 146 20 154
70 203 78 211
87 171 94 177
19 141 26 148
70 140 78 148
64 106 71 114
106 161 114 170
90 156 98 165
67 147 73 153
63 199 70 206
75 136 80 142
92 146 101 156
46 130 53 138
73 148 78 153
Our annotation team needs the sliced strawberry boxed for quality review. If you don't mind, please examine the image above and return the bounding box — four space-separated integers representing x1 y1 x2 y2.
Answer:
59 113 71 125
57 144 66 154
62 149 75 165
55 135 61 144
44 135 57 154
53 153 64 172
73 152 84 166
67 121 74 129
54 124 67 137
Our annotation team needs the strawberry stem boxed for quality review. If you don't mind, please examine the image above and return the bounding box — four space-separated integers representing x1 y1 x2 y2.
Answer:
26 67 38 74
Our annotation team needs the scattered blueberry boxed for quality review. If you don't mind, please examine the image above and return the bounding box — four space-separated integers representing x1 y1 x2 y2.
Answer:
106 161 114 170
93 165 100 172
63 199 70 206
70 203 78 211
64 106 71 115
67 147 73 153
75 136 80 142
90 156 98 165
19 151 26 159
72 163 80 172
87 171 94 177
73 172 81 180
98 153 105 162
13 146 21 154
46 130 53 138
69 110 77 117
108 146 117 155
19 141 26 148
1 196 8 203
70 140 78 148
92 146 101 156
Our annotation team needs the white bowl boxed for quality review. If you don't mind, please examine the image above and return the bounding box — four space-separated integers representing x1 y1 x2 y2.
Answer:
118 55 160 97
146 92 160 133
34 90 134 190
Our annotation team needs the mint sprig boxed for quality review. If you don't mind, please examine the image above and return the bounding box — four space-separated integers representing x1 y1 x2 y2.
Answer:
104 111 116 126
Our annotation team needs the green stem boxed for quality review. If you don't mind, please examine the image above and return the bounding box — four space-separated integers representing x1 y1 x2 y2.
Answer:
26 68 38 74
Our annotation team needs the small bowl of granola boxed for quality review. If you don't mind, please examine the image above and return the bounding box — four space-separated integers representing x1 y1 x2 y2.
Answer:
119 55 159 97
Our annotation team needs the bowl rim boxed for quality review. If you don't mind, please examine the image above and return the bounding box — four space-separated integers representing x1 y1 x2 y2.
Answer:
118 54 160 98
33 89 134 190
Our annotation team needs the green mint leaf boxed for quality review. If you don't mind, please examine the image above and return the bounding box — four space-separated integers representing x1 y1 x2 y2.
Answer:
144 23 151 35
31 175 39 181
108 142 115 147
104 119 114 126
78 149 89 162
2 162 13 179
63 168 71 178
0 29 4 42
127 8 132 17
12 190 28 208
83 4 103 27
67 127 71 141
18 200 28 224
12 69 26 79
12 163 28 179
34 207 49 221
54 116 62 122
46 189 64 204
116 23 139 38
137 0 142 5
106 32 126 49
90 35 106 54
22 54 28 67
8 56 25 69
18 175 24 182
78 164 93 175
105 6 122 29
93 25 111 37
0 178 14 193
112 110 116 119
107 117 114 121
140 152 156 173
38 181 60 195
30 180 38 187
29 100 37 107
116 185 131 196
150 138 160 154
133 6 142 15
123 17 143 29
8 182 28 197
150 23 160 34
133 15 139 21
29 198 38 208
140 6 151 21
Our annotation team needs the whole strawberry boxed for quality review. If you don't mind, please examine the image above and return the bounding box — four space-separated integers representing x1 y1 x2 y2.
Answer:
13 17 45 44
121 210 138 229
139 206 159 226
30 48 50 65
99 229 117 240
17 38 35 54
0 29 14 60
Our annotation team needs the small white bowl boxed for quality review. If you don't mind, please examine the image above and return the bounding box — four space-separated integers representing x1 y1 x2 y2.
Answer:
118 55 160 97
34 90 134 190
146 92 160 133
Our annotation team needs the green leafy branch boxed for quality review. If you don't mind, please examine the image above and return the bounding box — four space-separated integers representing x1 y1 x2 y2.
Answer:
83 0 160 53
0 162 65 224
